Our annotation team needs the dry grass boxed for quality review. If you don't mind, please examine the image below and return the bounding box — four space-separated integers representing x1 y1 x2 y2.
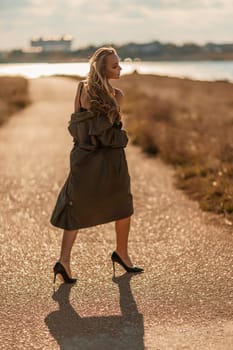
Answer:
113 73 233 222
0 76 30 126
55 73 233 222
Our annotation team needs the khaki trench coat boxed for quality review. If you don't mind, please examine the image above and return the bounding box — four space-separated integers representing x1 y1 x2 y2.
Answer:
50 110 133 230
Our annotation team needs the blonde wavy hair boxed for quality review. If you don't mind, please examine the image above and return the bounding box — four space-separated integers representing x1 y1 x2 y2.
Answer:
87 47 121 123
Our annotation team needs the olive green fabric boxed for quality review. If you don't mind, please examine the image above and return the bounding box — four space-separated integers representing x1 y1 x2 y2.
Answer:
50 110 133 230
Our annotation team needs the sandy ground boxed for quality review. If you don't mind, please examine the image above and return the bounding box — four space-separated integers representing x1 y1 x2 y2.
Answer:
0 77 233 350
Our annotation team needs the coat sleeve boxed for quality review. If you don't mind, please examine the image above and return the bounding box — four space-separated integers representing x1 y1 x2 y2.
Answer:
88 116 128 148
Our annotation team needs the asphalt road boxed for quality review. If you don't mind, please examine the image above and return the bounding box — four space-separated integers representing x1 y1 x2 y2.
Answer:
0 77 233 350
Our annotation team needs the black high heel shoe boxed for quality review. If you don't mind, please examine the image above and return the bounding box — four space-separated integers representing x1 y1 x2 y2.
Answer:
53 262 77 284
111 251 144 274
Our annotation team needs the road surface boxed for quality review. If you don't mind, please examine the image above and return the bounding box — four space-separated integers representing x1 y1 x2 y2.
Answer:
0 77 233 349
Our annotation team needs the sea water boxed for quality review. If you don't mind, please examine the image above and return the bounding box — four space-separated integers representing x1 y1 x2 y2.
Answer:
0 60 233 82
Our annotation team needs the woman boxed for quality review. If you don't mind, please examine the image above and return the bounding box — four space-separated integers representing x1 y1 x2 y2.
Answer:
50 47 143 284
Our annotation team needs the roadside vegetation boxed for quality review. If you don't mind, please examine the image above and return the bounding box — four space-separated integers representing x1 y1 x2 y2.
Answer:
0 76 30 126
114 73 233 223
58 72 233 223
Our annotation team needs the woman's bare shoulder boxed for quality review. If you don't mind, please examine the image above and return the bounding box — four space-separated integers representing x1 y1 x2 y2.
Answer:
114 87 124 105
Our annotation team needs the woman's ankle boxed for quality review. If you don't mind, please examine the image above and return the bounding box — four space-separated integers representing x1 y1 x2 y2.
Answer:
115 249 129 257
59 259 71 268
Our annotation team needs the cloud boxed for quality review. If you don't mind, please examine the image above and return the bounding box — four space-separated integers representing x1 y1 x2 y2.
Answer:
139 0 232 9
1 0 232 19
0 0 232 49
1 0 30 9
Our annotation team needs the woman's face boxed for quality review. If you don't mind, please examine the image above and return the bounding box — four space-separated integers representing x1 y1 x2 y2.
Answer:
105 53 122 79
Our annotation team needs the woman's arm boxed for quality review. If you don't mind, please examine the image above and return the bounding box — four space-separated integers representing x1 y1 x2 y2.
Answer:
74 81 83 112
97 127 128 148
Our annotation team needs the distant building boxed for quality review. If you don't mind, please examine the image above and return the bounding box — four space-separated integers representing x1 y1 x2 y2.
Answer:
30 35 72 52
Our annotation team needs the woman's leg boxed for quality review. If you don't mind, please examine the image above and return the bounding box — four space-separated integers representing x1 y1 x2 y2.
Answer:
115 216 133 267
59 229 78 277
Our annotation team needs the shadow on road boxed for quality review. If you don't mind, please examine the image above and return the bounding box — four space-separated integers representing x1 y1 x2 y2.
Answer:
45 273 144 349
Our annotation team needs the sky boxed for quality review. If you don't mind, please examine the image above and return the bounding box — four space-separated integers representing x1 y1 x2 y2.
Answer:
1 0 233 50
